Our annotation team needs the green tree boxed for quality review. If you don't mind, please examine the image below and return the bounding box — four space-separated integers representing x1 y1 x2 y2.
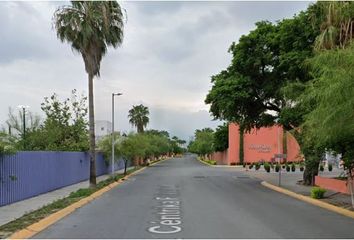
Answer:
213 123 228 152
188 128 214 159
53 1 125 187
206 7 320 181
309 2 354 50
303 44 354 184
25 90 89 151
97 132 122 165
0 132 16 155
128 104 150 133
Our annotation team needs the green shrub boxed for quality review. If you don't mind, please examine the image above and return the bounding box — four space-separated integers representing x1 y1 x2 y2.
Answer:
311 187 326 199
275 164 280 172
209 160 217 165
264 163 271 172
243 163 246 168
255 163 261 170
286 164 290 172
291 163 296 172
328 163 333 172
300 166 304 171
249 164 254 169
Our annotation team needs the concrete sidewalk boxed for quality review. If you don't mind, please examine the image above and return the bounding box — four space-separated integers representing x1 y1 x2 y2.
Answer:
0 167 134 227
241 168 353 210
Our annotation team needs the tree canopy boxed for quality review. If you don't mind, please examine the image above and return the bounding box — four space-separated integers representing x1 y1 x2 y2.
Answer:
128 104 150 133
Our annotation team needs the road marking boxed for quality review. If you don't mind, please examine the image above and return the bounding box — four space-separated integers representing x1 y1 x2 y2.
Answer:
148 185 182 234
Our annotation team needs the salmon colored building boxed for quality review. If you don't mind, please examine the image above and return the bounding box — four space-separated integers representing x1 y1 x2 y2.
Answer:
212 123 301 165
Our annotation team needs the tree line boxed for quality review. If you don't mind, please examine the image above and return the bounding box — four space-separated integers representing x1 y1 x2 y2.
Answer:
205 2 354 185
0 91 187 174
188 124 228 158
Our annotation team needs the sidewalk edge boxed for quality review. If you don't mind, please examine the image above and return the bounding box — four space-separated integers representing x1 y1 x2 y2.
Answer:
261 181 354 219
197 157 242 168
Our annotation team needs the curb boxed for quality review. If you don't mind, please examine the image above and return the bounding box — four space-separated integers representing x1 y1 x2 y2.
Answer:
197 157 243 168
261 181 354 219
9 158 171 239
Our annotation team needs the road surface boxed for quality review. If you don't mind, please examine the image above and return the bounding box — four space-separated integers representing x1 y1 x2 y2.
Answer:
34 154 354 238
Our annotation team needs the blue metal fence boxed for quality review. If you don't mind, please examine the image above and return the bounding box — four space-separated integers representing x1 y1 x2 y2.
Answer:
0 151 126 207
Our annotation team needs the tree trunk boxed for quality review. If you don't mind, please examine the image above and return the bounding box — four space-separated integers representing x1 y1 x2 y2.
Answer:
88 73 96 187
239 124 244 164
282 128 287 163
124 159 128 176
303 153 320 185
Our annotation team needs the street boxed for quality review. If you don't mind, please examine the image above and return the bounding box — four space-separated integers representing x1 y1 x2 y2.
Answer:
34 155 354 239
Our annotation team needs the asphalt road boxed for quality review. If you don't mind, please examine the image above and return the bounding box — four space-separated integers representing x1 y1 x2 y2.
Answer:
34 154 354 239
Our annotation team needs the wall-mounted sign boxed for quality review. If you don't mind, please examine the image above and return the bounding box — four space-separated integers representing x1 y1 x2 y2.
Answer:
249 144 271 153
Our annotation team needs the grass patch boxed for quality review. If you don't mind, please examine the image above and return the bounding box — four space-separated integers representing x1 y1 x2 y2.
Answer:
198 157 216 165
0 167 141 239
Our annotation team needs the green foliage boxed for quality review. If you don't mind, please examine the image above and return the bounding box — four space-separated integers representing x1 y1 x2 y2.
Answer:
291 163 296 172
264 162 271 172
275 164 280 172
249 163 254 169
117 130 183 165
128 104 149 133
188 128 214 157
255 163 261 171
97 133 122 165
311 187 326 199
69 188 95 198
286 164 290 172
302 45 354 176
0 132 16 155
26 90 89 151
310 2 354 50
53 1 125 78
202 159 217 165
213 123 228 152
205 11 319 132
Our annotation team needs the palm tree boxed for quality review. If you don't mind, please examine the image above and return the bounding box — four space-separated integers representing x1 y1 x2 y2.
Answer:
128 105 149 133
53 1 125 187
310 2 354 50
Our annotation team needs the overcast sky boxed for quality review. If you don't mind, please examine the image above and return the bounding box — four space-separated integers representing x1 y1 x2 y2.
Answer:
0 1 311 141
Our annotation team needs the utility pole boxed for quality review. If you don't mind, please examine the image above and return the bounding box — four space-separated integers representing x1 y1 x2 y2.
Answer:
111 93 123 175
18 105 29 150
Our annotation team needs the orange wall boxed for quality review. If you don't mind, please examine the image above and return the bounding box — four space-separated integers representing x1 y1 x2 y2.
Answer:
211 151 228 165
315 176 349 194
228 124 239 164
286 131 302 162
243 125 282 163
225 123 301 165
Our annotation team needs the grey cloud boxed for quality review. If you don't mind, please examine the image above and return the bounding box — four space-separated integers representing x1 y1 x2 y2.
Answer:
0 1 311 140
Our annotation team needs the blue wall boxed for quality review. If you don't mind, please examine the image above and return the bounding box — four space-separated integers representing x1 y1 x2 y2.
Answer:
0 151 126 207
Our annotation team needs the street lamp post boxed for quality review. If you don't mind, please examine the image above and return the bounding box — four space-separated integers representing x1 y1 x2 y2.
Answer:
17 105 29 150
111 93 123 175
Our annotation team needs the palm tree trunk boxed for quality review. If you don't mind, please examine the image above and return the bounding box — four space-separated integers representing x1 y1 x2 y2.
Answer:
88 73 97 187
